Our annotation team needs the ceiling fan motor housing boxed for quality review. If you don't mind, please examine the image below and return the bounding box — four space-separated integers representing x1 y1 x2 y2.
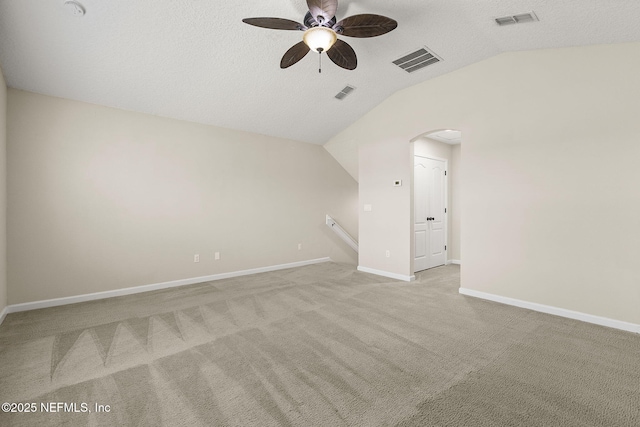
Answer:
304 12 336 29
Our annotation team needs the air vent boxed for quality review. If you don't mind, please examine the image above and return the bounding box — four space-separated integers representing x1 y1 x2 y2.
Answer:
393 47 441 73
495 11 538 26
335 85 355 100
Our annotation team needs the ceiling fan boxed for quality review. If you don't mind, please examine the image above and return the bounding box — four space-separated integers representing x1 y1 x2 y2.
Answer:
242 0 397 72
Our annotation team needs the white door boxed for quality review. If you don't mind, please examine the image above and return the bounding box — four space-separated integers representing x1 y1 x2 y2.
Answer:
414 156 446 272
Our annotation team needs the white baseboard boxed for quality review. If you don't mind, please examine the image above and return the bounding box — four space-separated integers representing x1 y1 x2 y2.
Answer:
0 305 8 326
446 259 461 265
459 287 640 335
357 266 415 282
4 258 331 318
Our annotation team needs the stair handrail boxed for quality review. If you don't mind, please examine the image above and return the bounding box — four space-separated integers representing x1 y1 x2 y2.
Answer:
325 215 358 253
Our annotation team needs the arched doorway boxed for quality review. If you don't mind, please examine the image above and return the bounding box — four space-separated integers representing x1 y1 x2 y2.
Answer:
411 130 461 274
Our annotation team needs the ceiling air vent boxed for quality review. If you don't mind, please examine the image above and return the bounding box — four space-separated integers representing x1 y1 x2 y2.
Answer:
335 85 355 100
495 11 539 26
393 47 441 73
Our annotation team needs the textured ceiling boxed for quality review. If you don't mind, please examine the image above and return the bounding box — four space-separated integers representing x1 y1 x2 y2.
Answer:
1 1 640 145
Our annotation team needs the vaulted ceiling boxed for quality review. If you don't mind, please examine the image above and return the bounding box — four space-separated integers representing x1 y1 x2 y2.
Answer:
1 1 639 145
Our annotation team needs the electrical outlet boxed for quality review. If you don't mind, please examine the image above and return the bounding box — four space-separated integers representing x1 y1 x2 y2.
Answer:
194 254 200 263
298 243 302 250
385 250 390 258
214 252 220 260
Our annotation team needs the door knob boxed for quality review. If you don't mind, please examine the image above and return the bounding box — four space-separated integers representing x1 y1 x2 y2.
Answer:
426 217 434 221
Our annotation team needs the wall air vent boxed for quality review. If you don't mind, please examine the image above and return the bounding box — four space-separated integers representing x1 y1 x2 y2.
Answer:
335 85 355 100
393 47 441 73
495 11 539 26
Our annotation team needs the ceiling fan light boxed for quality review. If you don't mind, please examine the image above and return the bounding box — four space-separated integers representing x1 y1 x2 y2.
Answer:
303 27 337 53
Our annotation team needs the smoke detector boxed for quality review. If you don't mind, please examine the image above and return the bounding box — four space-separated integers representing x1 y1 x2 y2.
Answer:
64 1 85 17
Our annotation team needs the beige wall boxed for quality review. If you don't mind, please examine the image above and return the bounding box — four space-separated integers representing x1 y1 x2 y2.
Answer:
7 90 358 304
414 137 453 161
413 137 460 264
0 66 6 314
450 144 461 262
325 42 640 325
359 139 412 277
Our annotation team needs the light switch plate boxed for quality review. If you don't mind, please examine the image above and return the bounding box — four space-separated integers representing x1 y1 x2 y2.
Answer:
364 204 372 212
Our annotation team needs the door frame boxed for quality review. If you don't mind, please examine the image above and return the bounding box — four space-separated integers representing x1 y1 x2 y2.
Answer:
412 154 449 274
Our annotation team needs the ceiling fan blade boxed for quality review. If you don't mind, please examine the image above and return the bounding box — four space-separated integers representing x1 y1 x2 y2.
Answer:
327 39 357 70
307 0 338 23
334 14 397 38
280 41 311 68
242 17 306 31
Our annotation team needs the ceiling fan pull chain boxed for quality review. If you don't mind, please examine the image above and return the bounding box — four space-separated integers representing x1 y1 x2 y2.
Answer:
319 51 322 73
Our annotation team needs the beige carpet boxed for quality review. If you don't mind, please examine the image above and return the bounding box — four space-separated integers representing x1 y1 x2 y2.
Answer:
0 262 638 426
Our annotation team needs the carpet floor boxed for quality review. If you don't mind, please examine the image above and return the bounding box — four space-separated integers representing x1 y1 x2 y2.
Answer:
0 262 639 426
